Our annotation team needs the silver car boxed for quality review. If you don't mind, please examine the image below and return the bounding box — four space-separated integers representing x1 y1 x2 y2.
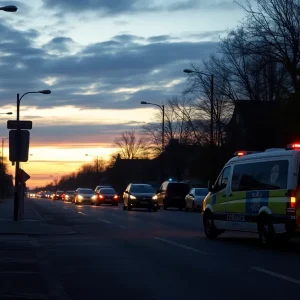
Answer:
185 188 208 211
123 183 158 212
74 188 97 205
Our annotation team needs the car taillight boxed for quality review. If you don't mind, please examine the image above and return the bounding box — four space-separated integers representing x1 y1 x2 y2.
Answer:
287 190 297 214
99 195 104 199
114 195 118 199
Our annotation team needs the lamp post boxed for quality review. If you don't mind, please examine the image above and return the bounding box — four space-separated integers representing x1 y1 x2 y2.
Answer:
183 69 214 146
0 5 18 12
85 154 99 172
141 101 165 182
14 90 51 221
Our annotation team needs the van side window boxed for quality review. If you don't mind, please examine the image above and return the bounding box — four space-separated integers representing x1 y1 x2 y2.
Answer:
232 160 289 191
214 166 231 192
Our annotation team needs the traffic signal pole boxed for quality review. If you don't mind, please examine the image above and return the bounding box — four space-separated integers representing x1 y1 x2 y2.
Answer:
13 93 20 221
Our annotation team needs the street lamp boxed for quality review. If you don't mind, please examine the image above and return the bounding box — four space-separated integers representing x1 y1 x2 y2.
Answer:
141 101 165 182
183 69 214 146
14 89 51 221
0 5 18 12
0 112 13 115
85 154 99 172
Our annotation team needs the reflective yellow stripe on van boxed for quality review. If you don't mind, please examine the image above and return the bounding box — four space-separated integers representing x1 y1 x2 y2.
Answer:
226 191 246 214
268 189 288 215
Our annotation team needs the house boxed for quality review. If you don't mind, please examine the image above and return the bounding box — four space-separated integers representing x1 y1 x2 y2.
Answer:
225 100 282 152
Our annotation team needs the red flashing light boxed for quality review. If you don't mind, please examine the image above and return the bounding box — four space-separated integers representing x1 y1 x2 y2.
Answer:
237 152 245 156
292 143 300 149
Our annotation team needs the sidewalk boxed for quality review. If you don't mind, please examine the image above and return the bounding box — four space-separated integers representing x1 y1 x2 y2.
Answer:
0 198 76 235
0 198 75 299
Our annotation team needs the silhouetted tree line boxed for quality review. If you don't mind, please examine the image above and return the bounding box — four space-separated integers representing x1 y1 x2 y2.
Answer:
35 0 300 192
0 160 13 198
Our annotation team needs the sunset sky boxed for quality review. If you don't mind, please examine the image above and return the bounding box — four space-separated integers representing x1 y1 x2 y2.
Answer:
0 0 245 188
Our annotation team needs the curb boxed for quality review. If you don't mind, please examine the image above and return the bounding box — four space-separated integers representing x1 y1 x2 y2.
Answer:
0 231 77 236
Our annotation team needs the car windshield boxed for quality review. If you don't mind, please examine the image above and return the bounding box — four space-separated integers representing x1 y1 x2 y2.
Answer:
195 188 208 196
130 185 154 193
66 191 75 195
100 188 116 194
78 189 93 193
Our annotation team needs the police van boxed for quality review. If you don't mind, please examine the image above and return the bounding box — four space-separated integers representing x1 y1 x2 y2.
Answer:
202 143 300 244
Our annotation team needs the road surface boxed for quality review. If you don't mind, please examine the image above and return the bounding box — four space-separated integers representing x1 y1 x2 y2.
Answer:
30 198 300 300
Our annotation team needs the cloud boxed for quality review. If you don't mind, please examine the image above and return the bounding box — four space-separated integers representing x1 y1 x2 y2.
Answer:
43 37 75 54
41 0 214 16
0 17 218 111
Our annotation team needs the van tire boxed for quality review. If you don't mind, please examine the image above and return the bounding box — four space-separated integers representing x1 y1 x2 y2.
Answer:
258 214 275 245
203 210 218 239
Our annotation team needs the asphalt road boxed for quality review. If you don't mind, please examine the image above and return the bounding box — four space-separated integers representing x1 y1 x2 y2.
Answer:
30 198 300 300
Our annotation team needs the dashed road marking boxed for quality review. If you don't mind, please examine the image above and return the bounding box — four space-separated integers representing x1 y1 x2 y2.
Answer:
98 218 113 224
153 237 208 255
119 225 127 229
33 208 43 221
78 212 87 216
63 207 67 210
250 266 300 285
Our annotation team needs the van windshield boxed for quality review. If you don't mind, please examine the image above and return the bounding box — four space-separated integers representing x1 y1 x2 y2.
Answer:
168 183 190 195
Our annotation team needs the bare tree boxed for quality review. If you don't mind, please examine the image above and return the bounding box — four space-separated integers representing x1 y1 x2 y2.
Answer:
114 131 149 159
237 0 300 93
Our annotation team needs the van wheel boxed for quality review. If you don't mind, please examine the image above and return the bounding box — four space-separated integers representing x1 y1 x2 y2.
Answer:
203 211 218 239
258 215 275 245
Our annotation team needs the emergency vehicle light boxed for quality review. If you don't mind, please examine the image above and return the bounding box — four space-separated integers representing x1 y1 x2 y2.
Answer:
234 151 260 156
286 143 300 150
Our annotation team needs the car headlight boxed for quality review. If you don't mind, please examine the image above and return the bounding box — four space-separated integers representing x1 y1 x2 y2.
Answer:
78 195 83 200
65 195 69 199
92 195 97 200
152 195 158 200
130 195 136 200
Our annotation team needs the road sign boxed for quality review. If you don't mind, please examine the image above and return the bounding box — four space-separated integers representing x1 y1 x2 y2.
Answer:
7 120 32 130
9 130 30 162
19 168 30 184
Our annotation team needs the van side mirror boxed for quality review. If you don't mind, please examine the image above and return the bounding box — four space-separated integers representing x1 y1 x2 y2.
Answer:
208 181 214 192
124 191 128 194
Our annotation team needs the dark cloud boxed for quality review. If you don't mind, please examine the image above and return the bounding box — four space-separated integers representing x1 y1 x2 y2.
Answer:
43 37 75 54
41 0 209 16
147 35 174 43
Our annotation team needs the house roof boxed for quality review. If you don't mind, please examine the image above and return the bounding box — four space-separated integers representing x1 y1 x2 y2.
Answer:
227 100 278 129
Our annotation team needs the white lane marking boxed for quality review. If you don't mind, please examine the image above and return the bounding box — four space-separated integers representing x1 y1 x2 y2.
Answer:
119 225 127 229
78 212 87 216
33 208 43 221
251 267 300 285
63 207 67 210
153 237 208 255
98 218 113 224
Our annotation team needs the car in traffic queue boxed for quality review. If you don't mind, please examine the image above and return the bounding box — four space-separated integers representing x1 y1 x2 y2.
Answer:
155 180 190 210
53 191 64 200
74 188 97 205
63 190 75 202
202 144 300 245
94 185 112 194
185 188 208 211
96 187 119 206
123 183 158 211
